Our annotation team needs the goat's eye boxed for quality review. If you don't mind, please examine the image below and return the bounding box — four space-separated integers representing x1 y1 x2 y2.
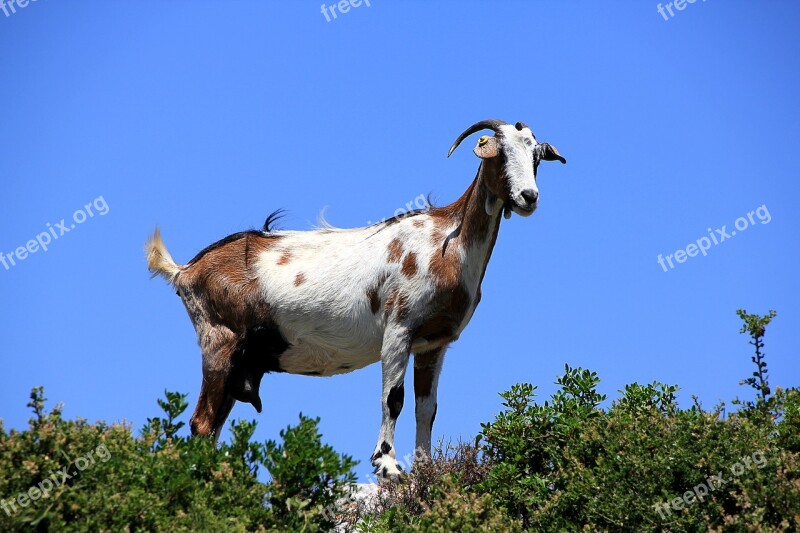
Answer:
524 139 533 147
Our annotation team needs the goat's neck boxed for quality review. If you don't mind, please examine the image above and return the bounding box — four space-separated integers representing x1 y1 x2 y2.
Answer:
442 162 504 286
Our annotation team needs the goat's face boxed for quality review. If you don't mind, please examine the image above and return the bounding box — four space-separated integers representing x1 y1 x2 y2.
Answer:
497 123 544 216
449 119 566 218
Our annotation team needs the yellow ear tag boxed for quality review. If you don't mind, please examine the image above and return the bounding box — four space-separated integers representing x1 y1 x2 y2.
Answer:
478 135 489 146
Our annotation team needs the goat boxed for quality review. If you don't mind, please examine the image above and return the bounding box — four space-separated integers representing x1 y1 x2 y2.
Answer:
145 119 565 479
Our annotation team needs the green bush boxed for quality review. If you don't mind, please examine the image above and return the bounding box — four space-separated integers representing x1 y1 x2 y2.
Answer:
2 309 797 532
379 475 522 533
354 309 799 532
0 389 356 532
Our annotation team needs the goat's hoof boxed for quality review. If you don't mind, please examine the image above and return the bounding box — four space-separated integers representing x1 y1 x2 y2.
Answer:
372 456 404 482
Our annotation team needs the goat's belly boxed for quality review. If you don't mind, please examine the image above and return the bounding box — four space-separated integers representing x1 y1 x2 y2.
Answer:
278 342 380 376
270 305 383 376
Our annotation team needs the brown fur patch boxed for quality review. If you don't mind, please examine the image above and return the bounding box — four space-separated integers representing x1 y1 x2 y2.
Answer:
387 239 403 263
395 292 410 321
414 348 443 398
428 240 460 289
401 252 418 278
294 272 306 286
384 287 398 320
413 219 425 228
367 273 388 314
367 289 380 314
180 233 276 328
431 229 446 246
412 285 470 346
277 250 292 265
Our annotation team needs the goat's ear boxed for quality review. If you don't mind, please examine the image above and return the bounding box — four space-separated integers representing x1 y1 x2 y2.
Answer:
538 143 566 164
473 135 499 159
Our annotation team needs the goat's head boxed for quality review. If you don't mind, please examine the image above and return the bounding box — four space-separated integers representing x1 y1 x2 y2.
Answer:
448 119 566 218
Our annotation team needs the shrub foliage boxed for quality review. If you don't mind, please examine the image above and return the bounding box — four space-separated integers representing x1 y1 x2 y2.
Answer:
354 310 799 532
0 390 355 532
1 309 797 531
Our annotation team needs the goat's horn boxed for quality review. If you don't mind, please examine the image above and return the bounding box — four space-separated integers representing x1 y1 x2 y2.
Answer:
448 119 508 157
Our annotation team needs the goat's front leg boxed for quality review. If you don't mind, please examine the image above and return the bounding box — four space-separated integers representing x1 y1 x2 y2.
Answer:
413 346 446 459
371 327 411 480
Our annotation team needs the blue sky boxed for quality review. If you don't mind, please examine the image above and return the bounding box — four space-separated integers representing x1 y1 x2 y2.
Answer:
1 1 798 482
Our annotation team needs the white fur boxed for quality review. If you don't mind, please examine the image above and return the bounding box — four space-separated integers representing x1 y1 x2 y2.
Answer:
498 124 539 216
254 218 458 376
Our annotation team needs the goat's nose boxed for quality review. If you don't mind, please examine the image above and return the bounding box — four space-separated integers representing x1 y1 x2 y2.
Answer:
521 189 539 205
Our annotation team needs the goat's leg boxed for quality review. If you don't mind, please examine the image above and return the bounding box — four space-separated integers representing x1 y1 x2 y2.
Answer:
189 326 238 442
413 346 446 460
371 327 411 480
191 373 235 442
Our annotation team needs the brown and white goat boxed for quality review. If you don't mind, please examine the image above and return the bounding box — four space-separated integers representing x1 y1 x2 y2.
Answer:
145 119 565 479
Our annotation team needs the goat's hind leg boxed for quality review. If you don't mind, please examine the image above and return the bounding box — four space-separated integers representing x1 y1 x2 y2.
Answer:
190 324 278 440
189 326 239 441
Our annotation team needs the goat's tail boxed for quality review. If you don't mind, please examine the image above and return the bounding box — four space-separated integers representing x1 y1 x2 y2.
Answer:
145 227 182 286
